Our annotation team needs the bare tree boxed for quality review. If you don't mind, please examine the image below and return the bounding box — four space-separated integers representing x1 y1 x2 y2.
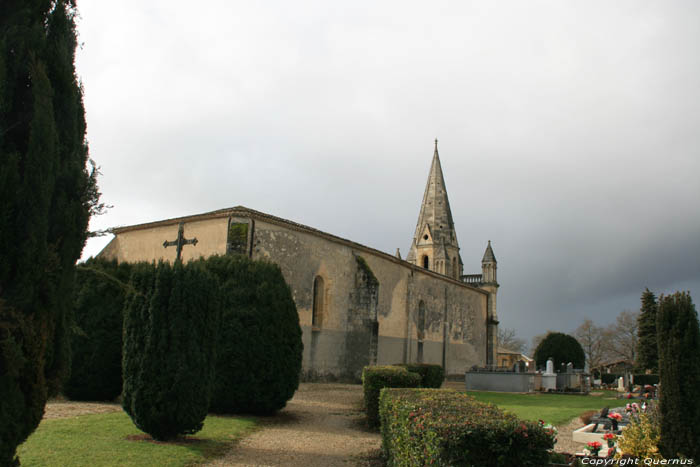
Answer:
498 327 527 353
530 330 556 357
604 310 640 363
574 319 606 372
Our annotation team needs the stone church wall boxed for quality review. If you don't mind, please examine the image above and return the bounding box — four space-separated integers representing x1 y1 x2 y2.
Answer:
100 208 490 381
251 218 489 380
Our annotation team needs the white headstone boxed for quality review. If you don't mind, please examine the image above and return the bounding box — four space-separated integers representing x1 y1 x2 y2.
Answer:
618 376 625 392
545 358 554 375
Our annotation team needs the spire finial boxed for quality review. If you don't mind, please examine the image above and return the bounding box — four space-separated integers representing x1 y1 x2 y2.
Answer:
434 138 438 150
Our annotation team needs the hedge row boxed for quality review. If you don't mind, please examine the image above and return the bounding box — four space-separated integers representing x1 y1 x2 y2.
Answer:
392 363 444 388
362 366 422 427
379 388 554 467
64 259 132 401
600 374 659 386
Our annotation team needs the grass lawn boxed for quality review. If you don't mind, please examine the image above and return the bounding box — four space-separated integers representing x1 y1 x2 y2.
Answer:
465 391 620 426
17 411 257 467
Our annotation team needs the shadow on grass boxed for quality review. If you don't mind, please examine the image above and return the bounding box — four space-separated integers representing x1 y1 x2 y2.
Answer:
124 433 232 460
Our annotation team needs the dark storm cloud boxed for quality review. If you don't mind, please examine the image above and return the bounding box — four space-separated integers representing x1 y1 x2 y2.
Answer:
77 0 700 342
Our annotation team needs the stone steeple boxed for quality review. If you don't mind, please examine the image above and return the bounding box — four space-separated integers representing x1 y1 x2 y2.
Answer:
481 240 497 284
406 140 463 279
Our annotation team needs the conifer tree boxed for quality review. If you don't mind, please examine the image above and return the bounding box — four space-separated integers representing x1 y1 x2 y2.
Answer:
657 292 700 461
205 255 302 414
635 288 658 372
64 259 132 401
122 261 220 441
533 332 585 370
0 1 95 464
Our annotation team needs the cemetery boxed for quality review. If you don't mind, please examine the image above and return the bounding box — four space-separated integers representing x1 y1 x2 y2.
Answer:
2 4 699 467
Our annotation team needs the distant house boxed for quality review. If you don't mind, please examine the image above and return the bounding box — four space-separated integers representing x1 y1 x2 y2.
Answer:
497 347 534 369
593 359 634 376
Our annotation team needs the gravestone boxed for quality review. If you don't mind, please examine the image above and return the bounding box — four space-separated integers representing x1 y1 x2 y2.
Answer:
542 357 557 391
566 362 574 373
617 376 625 392
545 358 554 375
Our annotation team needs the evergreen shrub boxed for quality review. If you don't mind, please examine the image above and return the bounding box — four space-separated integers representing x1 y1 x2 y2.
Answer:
122 261 219 440
64 259 132 401
533 332 586 369
656 292 700 461
393 363 444 388
362 366 421 427
205 255 302 415
601 374 620 385
379 388 553 467
632 374 659 386
1 1 96 464
615 404 663 461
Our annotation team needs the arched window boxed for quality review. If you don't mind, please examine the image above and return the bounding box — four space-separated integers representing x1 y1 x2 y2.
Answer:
422 255 429 269
312 276 324 328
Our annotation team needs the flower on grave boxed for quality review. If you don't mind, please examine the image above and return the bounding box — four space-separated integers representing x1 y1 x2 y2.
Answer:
587 441 603 456
608 412 623 421
603 432 617 447
607 447 617 457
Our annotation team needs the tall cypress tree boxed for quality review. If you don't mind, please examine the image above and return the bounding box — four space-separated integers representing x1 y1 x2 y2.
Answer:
0 1 94 464
635 288 658 372
122 261 220 441
657 292 700 461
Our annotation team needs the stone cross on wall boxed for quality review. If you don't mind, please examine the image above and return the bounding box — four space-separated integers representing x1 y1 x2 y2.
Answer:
163 222 198 261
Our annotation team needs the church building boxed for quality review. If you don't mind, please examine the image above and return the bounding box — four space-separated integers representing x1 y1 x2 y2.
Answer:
98 141 499 380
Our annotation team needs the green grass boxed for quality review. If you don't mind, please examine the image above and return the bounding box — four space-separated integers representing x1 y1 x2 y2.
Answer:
17 411 257 467
465 391 619 426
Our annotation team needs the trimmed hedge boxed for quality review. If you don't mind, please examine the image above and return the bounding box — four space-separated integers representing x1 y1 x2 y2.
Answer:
379 388 554 467
205 255 302 415
362 366 421 427
600 373 660 386
393 363 444 388
122 261 220 440
64 259 132 401
601 374 620 385
633 374 659 386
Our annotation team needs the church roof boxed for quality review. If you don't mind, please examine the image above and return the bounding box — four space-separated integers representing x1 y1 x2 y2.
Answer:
482 240 497 263
108 205 488 295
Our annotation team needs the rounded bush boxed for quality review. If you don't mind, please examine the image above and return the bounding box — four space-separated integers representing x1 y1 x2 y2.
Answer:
64 259 131 401
533 332 585 370
205 255 302 415
393 363 444 388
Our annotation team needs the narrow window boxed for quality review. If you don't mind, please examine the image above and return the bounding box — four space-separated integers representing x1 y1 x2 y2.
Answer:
312 276 324 328
417 301 426 363
422 255 429 269
452 257 457 278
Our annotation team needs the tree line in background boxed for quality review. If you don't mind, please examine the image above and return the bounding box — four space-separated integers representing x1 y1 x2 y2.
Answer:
504 289 700 460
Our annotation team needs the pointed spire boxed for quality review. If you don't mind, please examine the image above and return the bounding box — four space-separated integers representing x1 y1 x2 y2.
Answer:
407 140 462 272
482 240 496 263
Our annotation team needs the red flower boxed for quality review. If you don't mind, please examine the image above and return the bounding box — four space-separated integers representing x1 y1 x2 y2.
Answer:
587 441 602 449
603 433 615 440
607 413 622 421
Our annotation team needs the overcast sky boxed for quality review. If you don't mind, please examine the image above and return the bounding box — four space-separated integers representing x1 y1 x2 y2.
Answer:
76 1 700 344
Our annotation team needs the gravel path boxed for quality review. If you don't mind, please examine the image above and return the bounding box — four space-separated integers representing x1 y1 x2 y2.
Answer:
205 383 381 467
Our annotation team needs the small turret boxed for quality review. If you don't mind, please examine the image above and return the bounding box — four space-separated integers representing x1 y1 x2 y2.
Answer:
481 240 497 284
